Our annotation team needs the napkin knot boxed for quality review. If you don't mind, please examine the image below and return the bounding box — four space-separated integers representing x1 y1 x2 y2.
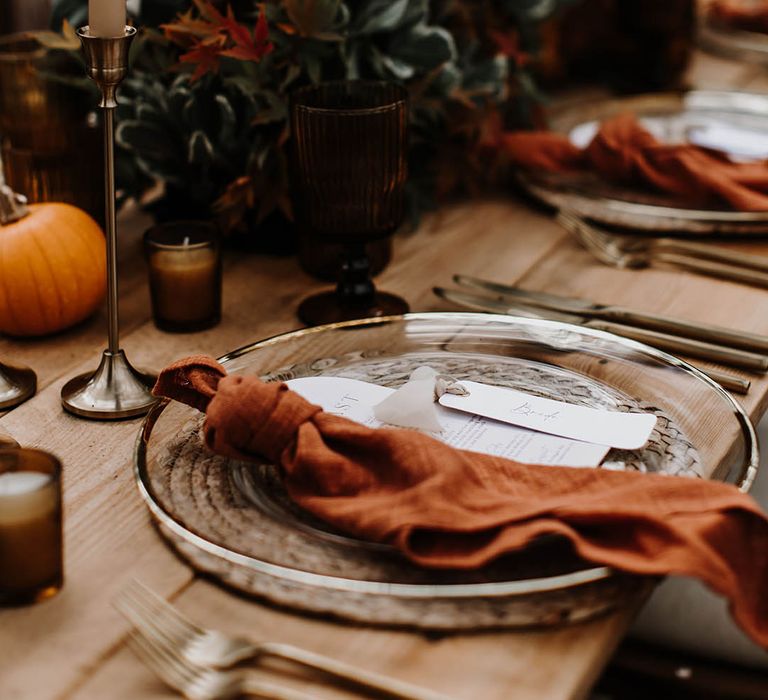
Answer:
153 358 322 464
205 376 322 464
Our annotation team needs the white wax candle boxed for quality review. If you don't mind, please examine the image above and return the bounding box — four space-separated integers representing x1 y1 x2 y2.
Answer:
0 470 61 595
0 471 54 524
89 0 126 37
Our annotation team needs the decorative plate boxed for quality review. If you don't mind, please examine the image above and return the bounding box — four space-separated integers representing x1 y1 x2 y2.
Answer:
517 90 768 235
135 313 757 630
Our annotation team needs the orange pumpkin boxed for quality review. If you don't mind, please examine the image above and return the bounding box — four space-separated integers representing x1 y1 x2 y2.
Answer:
0 202 106 337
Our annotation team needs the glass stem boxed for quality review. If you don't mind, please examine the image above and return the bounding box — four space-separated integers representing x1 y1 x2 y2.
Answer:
336 243 375 307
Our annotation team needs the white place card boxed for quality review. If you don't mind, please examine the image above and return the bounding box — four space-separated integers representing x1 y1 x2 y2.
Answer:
438 380 656 450
687 123 768 161
287 376 611 468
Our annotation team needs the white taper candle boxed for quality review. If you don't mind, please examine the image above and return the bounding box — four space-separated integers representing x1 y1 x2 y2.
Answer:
88 0 126 37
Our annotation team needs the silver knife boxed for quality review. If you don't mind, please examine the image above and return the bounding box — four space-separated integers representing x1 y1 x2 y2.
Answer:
434 286 754 392
453 273 768 355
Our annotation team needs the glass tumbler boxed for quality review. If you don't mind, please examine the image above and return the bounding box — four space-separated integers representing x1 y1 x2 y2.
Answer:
144 221 222 333
0 448 63 606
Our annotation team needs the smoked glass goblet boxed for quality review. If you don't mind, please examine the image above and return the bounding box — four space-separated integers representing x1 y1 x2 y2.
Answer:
290 81 409 326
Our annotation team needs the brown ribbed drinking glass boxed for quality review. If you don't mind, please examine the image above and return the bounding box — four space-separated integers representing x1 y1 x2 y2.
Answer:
290 81 409 326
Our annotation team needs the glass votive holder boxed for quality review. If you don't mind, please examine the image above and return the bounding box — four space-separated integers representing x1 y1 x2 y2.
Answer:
144 221 222 333
0 448 63 606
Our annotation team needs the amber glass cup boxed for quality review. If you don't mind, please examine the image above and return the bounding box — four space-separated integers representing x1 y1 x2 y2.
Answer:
290 81 409 326
0 449 63 606
144 221 222 333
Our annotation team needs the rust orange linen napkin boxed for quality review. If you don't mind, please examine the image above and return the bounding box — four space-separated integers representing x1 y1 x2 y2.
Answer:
503 112 768 211
710 1 768 34
154 356 768 647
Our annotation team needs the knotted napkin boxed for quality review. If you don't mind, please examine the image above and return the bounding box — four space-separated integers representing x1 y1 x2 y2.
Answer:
154 355 768 647
503 112 768 211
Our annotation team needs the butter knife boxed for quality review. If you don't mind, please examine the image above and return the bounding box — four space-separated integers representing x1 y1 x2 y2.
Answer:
434 286 754 392
453 274 768 354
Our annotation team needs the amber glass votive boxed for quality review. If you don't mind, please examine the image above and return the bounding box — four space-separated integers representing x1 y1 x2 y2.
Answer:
0 449 63 606
144 222 222 333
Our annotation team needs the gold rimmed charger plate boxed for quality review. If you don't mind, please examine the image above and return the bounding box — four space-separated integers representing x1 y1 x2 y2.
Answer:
517 90 768 235
134 313 757 629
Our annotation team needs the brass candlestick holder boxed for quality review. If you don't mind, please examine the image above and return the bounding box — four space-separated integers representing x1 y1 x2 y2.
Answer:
0 161 36 411
61 26 157 420
0 360 36 411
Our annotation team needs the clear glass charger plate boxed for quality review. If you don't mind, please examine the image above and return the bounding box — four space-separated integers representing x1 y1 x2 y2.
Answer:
135 313 758 630
516 90 768 236
698 6 768 64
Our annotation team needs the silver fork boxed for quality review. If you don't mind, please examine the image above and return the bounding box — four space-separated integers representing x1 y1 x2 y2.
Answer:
116 580 451 700
127 630 314 700
559 211 768 288
567 214 768 273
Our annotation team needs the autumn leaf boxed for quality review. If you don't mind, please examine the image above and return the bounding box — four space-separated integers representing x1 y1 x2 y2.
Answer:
192 0 227 24
166 2 273 80
162 8 220 47
488 29 530 67
219 5 274 62
180 41 222 81
254 5 270 44
223 5 254 49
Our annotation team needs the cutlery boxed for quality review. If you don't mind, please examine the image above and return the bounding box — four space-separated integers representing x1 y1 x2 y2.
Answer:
117 580 451 700
434 286 753 392
453 273 768 355
560 210 768 289
127 629 312 700
560 213 768 274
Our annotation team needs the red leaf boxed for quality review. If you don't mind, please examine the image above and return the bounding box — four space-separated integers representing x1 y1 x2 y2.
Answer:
220 43 273 61
162 8 218 47
168 1 274 74
193 0 226 25
223 5 254 49
254 5 269 44
180 40 221 81
489 29 530 67
219 5 274 63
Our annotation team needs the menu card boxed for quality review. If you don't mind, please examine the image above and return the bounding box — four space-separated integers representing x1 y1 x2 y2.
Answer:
287 377 612 468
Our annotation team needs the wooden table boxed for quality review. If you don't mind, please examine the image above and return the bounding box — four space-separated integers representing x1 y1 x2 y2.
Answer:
3 50 768 700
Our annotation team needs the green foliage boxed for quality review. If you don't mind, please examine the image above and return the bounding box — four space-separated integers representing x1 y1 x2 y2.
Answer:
52 0 576 234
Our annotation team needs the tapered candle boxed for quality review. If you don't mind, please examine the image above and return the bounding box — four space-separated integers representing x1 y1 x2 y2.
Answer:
88 0 126 37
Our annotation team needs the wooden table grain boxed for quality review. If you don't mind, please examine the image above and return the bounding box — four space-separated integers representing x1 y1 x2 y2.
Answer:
2 51 768 700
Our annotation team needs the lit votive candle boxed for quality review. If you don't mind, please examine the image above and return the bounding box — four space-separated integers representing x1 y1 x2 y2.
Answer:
0 449 63 606
88 0 126 38
144 221 222 333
